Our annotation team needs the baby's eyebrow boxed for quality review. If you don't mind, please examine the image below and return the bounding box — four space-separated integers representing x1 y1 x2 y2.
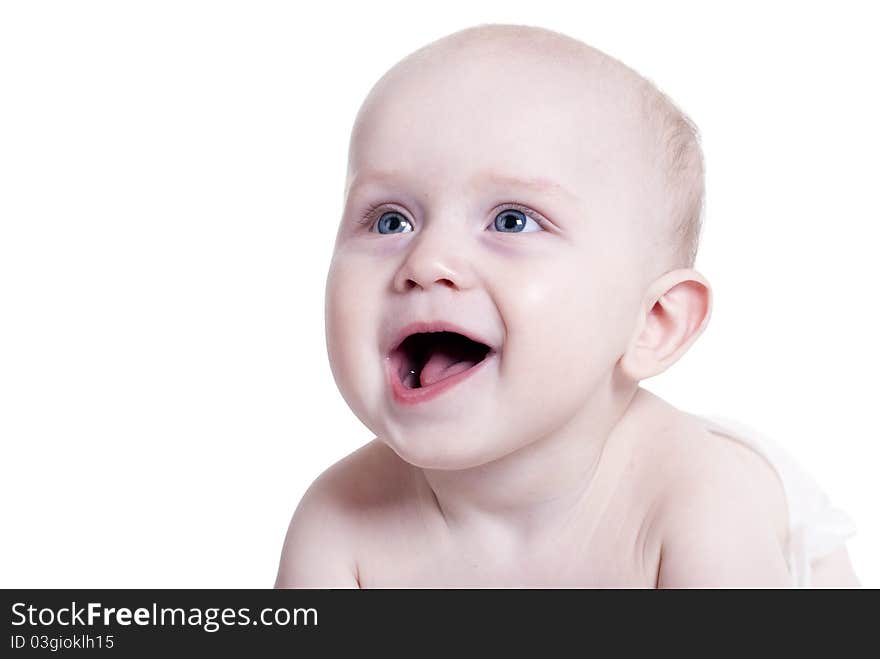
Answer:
347 169 579 203
469 172 579 202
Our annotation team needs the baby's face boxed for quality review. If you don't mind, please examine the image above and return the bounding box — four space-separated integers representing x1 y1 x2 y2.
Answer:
325 48 664 469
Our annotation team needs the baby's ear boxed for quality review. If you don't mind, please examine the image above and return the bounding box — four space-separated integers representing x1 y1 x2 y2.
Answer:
619 269 712 380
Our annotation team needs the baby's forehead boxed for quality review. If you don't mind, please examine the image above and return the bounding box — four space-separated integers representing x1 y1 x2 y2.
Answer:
354 42 646 145
349 54 652 199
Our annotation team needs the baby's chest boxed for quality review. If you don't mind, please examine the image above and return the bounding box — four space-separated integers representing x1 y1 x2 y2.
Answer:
355 505 660 588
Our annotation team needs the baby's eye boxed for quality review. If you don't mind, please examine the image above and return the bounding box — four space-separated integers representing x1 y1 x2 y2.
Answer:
374 211 413 234
491 208 543 233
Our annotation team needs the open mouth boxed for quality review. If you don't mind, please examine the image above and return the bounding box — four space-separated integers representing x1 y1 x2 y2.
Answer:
391 331 493 390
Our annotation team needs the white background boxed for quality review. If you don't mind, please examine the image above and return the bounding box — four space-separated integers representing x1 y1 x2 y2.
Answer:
1 1 877 587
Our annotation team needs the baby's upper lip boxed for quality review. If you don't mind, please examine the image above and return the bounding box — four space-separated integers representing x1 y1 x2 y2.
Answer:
386 320 497 356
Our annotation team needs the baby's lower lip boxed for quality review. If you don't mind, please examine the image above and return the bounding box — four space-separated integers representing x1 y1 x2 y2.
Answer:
386 351 496 406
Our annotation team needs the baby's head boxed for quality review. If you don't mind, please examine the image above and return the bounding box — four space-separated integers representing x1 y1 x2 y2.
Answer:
325 24 711 469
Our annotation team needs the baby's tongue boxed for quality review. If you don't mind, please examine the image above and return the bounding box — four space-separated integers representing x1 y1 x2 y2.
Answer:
419 344 478 388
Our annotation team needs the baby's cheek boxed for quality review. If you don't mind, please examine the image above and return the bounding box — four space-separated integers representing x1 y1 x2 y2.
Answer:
325 262 366 364
513 272 618 372
514 266 600 327
327 257 387 350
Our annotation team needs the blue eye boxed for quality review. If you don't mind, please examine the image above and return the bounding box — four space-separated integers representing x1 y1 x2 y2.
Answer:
374 211 413 234
368 207 543 234
492 209 542 233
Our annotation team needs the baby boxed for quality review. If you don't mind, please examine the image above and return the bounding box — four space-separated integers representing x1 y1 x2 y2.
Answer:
276 24 859 587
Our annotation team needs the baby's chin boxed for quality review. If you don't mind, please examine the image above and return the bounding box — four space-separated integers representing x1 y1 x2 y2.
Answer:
377 424 531 471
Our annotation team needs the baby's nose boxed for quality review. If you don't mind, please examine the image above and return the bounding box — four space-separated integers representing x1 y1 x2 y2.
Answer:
392 229 475 293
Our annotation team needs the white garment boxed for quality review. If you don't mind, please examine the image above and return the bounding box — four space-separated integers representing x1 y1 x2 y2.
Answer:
699 414 857 587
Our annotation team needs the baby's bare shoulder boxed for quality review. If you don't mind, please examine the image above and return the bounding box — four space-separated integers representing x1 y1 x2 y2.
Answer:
629 405 791 586
275 440 415 588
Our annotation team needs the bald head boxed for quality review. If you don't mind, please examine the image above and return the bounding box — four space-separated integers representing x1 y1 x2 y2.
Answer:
349 24 705 269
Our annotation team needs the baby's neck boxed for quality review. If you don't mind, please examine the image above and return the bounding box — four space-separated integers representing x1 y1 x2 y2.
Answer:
416 384 653 547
